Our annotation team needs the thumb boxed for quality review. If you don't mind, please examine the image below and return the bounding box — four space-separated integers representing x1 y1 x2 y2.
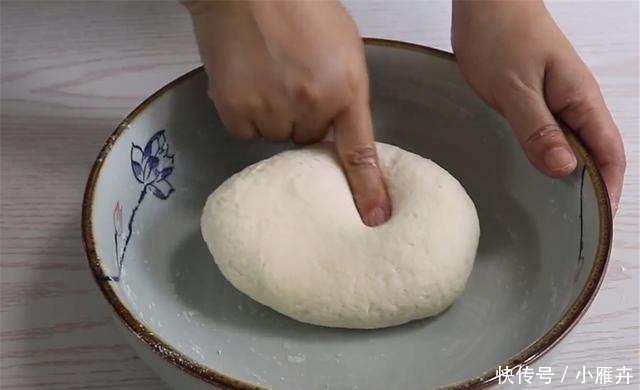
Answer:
333 101 391 227
499 90 577 177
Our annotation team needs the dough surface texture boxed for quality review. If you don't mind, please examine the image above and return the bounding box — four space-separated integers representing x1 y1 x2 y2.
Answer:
201 143 479 329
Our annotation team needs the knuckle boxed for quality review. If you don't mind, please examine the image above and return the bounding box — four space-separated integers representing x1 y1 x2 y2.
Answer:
561 87 593 111
209 90 259 141
565 97 600 129
209 88 245 114
341 144 379 169
288 63 367 109
325 64 367 105
524 124 564 148
210 87 266 116
234 129 258 141
559 70 597 100
220 117 252 140
291 80 322 108
560 82 588 107
218 113 255 140
551 71 602 117
245 92 265 113
522 124 569 162
341 65 365 97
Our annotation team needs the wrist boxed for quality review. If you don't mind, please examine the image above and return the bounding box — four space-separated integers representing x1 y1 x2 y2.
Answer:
453 0 547 27
452 0 549 48
453 0 545 13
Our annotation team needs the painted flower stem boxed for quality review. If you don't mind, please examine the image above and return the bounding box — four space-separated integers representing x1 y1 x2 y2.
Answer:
113 185 148 281
114 231 120 268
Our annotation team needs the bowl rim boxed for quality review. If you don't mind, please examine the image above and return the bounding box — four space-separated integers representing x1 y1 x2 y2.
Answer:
81 38 613 390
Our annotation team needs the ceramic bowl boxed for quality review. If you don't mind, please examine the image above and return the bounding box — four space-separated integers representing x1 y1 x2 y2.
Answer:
82 39 612 390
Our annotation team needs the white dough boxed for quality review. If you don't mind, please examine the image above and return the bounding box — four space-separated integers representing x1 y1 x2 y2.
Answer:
201 143 480 329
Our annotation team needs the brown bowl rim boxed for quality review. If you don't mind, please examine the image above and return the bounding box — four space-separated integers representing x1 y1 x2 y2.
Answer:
81 38 613 390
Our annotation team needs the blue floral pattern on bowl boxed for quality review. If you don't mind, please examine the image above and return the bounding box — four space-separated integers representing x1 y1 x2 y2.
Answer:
102 130 175 282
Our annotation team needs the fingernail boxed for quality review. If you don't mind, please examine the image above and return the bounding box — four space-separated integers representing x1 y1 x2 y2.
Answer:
544 147 576 172
365 207 387 227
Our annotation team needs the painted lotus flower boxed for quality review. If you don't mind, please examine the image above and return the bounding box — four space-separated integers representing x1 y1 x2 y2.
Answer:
130 130 175 199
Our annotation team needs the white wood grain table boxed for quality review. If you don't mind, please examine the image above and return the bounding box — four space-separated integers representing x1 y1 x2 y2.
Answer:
0 1 637 389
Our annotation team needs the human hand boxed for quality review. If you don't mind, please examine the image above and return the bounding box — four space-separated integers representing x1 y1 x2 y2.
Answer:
452 0 625 213
182 0 391 226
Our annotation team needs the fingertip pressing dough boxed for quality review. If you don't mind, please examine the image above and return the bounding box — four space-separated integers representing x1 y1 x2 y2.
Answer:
201 143 480 329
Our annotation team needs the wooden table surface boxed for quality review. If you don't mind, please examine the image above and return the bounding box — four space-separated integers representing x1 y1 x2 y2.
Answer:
1 1 637 389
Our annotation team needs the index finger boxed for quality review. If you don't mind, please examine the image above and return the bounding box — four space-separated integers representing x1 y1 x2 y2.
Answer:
333 100 392 226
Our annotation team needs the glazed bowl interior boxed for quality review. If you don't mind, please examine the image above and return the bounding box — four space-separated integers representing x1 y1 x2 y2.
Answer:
85 40 609 390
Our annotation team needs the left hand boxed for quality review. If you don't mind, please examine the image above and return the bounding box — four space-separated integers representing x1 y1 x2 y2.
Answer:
452 0 626 214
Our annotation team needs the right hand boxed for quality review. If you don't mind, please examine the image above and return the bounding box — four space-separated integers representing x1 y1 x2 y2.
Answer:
182 0 391 226
452 0 626 213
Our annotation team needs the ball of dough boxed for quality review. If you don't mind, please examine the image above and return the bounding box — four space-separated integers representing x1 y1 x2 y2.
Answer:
201 143 479 329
